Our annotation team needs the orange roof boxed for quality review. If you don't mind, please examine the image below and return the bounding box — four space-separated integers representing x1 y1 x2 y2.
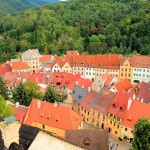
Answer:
102 72 113 86
132 56 150 68
39 55 52 63
23 99 83 130
108 90 131 118
122 100 150 128
80 90 97 111
11 62 29 70
114 78 132 92
0 61 12 75
120 56 134 66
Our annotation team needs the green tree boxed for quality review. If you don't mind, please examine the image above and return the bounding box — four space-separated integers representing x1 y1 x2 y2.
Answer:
43 85 57 103
132 118 150 150
13 82 30 106
23 81 43 100
0 76 8 99
0 95 14 118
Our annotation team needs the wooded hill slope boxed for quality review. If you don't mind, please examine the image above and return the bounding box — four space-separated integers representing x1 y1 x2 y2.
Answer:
0 0 59 17
0 0 149 62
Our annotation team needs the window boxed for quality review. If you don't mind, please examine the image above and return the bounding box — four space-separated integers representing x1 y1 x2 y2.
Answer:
125 128 128 131
117 125 119 128
131 130 134 133
110 120 112 124
115 131 117 135
114 122 116 126
42 125 45 129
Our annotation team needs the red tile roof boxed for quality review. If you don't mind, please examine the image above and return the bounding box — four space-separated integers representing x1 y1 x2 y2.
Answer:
122 100 150 128
80 90 97 111
114 78 132 92
29 73 43 83
23 99 83 130
136 82 150 103
68 78 93 91
108 90 131 118
9 103 28 122
93 89 116 115
0 61 12 76
53 72 80 87
132 56 150 68
39 55 52 63
102 72 113 87
11 62 29 70
121 56 134 66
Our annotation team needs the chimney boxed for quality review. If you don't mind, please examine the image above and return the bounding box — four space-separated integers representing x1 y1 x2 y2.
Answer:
37 100 41 109
82 85 84 89
127 97 132 110
88 87 91 92
54 101 58 107
132 94 136 100
141 98 144 102
15 102 19 108
76 80 78 85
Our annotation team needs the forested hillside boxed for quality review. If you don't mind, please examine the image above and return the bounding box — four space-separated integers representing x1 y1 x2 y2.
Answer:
0 0 149 62
0 0 59 17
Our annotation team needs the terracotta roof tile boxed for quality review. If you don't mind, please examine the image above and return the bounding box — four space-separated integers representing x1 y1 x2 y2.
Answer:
114 78 132 92
23 99 83 130
92 89 116 115
11 62 29 70
80 90 97 111
132 56 150 68
0 61 12 76
39 55 52 63
108 90 131 118
122 100 150 128
29 73 43 83
65 129 109 150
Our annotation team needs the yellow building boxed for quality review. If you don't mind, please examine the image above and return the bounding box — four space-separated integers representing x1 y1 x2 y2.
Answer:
90 89 116 129
107 113 122 138
22 49 40 73
61 62 72 73
119 57 133 81
23 99 83 139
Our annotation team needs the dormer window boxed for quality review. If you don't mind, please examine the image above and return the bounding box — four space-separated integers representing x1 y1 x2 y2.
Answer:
83 137 91 146
112 103 116 108
78 95 82 99
120 106 123 112
56 118 59 122
40 113 44 117
136 63 138 66
47 116 51 120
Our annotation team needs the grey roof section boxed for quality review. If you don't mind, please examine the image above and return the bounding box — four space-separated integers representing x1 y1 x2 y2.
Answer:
71 85 88 104
4 116 16 123
22 49 39 61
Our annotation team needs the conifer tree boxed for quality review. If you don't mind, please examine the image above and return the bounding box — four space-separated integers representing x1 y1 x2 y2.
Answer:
43 85 57 103
0 76 8 99
13 82 30 106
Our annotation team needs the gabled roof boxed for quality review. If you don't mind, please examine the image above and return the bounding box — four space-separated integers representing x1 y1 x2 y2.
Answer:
80 90 97 111
11 62 29 70
122 100 150 128
9 103 28 122
120 56 134 66
29 131 83 150
132 56 150 68
0 61 12 76
136 82 150 103
23 99 83 130
71 85 88 104
39 55 52 63
19 124 39 150
108 90 131 118
41 72 54 85
92 89 116 115
29 73 43 83
22 49 39 60
65 129 109 150
114 78 132 92
5 72 17 82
